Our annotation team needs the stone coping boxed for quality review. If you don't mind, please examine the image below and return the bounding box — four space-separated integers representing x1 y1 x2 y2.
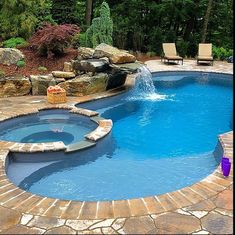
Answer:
0 131 233 220
0 68 233 221
0 73 136 153
65 140 96 153
0 106 112 153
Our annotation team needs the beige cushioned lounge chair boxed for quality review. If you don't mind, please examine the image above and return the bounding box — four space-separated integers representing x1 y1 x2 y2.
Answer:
161 43 183 65
197 43 214 65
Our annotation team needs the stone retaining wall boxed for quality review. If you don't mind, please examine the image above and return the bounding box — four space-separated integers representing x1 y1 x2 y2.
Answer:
0 44 142 98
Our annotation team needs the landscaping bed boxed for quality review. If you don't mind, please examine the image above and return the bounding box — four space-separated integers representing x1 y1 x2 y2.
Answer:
0 46 160 78
0 47 78 77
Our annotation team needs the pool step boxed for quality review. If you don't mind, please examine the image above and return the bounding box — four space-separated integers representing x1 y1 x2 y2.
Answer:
90 115 105 123
65 140 96 153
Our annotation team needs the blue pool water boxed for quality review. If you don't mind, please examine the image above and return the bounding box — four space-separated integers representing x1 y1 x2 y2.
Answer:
7 71 233 201
0 109 97 145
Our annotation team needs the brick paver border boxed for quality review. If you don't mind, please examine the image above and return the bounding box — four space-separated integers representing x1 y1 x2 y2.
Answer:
0 62 233 223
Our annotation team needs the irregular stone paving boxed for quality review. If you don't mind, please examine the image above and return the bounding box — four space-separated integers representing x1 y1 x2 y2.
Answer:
0 189 233 234
0 60 233 234
145 59 233 74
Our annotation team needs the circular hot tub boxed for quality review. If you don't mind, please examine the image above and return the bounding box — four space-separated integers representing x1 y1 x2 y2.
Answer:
0 109 97 145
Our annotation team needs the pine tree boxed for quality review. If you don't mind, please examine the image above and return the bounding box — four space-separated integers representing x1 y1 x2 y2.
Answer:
85 1 113 48
51 0 78 24
0 0 52 40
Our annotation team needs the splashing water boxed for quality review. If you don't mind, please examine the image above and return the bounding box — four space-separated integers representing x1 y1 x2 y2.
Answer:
136 65 156 94
129 65 168 101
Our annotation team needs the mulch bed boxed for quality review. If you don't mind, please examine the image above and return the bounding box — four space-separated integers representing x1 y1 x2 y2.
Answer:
0 47 159 77
0 47 78 77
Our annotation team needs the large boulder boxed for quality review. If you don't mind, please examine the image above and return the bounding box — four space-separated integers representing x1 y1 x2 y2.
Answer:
104 66 128 90
0 48 24 65
112 62 144 74
63 62 73 72
77 47 95 60
58 73 109 96
93 43 136 64
52 71 76 79
72 59 110 74
106 69 127 90
30 74 65 95
0 76 31 97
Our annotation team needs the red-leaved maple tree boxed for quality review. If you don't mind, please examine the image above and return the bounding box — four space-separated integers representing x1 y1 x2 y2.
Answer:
29 23 80 58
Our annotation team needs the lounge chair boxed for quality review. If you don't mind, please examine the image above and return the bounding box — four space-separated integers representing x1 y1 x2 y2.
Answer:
161 43 183 65
197 43 214 65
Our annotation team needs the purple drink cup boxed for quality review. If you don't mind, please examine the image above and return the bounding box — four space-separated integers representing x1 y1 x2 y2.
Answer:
221 157 230 170
221 157 231 177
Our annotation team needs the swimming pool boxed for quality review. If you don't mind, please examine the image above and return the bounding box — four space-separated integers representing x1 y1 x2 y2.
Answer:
0 109 97 145
7 71 233 201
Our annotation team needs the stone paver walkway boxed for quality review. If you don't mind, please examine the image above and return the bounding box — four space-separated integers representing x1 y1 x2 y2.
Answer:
0 60 233 234
145 59 233 74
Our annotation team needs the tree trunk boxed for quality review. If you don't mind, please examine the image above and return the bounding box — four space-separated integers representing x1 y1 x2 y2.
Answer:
201 0 213 42
85 0 93 26
183 0 200 41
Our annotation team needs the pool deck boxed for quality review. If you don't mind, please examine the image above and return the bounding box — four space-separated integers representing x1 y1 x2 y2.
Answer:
0 60 233 234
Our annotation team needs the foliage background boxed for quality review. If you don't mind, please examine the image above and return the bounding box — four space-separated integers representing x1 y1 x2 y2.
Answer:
0 0 233 58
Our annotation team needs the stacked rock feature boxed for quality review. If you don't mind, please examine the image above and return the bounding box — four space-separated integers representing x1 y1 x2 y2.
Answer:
0 48 24 66
51 43 141 97
30 75 65 96
0 43 143 97
58 73 109 97
0 76 31 97
93 43 136 64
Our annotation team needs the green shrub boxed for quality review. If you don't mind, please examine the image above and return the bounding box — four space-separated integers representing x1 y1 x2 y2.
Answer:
71 32 86 48
37 66 48 72
71 33 80 48
212 46 219 59
79 33 86 47
176 40 189 58
16 60 26 68
0 0 52 40
51 0 78 24
187 35 199 58
164 30 177 43
146 27 163 55
0 70 5 77
212 46 233 60
3 37 28 48
228 49 233 57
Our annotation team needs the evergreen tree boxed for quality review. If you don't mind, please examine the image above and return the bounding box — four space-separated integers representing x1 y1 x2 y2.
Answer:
36 0 55 28
51 0 78 24
85 1 113 48
0 0 52 40
76 0 86 27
